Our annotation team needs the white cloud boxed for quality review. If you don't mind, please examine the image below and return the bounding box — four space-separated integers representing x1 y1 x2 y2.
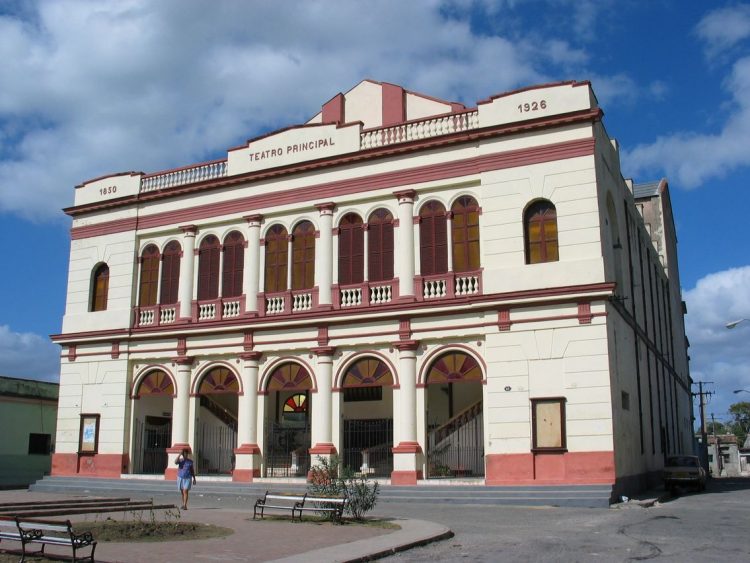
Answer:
0 0 616 222
623 55 750 188
696 4 750 59
684 266 750 420
0 325 60 382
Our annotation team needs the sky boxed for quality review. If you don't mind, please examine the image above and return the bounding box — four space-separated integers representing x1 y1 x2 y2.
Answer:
0 0 748 427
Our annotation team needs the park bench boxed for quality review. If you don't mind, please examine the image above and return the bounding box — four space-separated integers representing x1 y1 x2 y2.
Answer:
0 516 96 562
253 491 348 521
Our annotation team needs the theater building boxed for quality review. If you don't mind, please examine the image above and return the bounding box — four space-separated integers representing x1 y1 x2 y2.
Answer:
51 79 692 494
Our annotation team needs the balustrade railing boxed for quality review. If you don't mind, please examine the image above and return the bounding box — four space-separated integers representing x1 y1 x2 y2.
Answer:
140 159 227 192
337 281 395 308
360 110 479 150
292 291 313 312
419 270 482 301
194 296 245 322
134 304 178 328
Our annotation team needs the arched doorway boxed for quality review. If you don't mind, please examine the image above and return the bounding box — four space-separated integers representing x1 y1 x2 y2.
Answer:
340 357 394 477
195 366 239 475
131 369 174 474
425 351 484 478
264 362 313 477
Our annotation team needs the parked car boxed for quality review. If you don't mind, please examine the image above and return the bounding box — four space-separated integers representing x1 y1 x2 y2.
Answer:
663 455 707 492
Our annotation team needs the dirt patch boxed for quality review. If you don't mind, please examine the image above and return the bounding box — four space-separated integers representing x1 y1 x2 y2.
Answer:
81 519 234 542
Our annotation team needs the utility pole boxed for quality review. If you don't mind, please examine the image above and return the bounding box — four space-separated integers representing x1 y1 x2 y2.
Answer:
692 381 713 472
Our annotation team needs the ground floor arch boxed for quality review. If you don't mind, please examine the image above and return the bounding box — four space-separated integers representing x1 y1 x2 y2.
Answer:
263 362 313 477
339 356 395 477
195 366 238 475
131 369 174 475
423 351 485 478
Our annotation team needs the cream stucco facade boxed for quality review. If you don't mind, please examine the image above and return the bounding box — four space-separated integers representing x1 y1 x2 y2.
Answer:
52 80 691 497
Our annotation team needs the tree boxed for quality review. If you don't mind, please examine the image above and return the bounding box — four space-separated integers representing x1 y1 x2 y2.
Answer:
728 401 750 446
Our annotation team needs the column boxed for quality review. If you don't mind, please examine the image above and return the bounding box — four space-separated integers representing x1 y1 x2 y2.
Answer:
178 226 196 321
363 224 369 282
166 356 193 479
234 352 262 482
394 190 416 300
392 340 422 484
310 347 337 461
316 203 334 309
243 215 262 315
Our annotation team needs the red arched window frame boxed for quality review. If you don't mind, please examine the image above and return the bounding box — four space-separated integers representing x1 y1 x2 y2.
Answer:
160 240 181 305
451 196 481 273
222 231 245 298
138 245 160 307
367 208 394 282
525 200 559 264
90 263 109 312
338 213 364 285
264 225 288 293
197 235 220 300
419 200 448 276
292 221 315 290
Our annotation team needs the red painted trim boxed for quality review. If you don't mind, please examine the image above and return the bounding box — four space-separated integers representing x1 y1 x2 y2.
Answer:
309 443 337 455
498 309 511 331
172 355 194 366
314 202 336 213
68 344 77 362
239 351 263 361
578 302 593 324
393 189 417 200
322 93 345 124
484 451 615 485
382 83 405 126
232 469 260 482
68 135 596 239
392 441 422 454
243 213 263 224
390 470 422 485
51 453 128 478
312 346 336 357
234 443 261 455
399 318 412 340
392 340 420 352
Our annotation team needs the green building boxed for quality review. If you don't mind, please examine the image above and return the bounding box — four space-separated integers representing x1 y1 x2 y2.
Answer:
0 376 58 488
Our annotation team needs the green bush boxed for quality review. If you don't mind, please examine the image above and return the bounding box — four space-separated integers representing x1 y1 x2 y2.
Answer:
308 455 380 521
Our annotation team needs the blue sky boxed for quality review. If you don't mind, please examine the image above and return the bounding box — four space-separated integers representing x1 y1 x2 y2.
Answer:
1 0 749 425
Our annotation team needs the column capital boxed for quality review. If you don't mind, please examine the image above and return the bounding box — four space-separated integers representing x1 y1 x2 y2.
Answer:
179 224 197 235
392 340 420 352
243 214 263 225
312 346 336 357
239 351 263 362
393 189 416 202
314 202 336 214
172 355 194 366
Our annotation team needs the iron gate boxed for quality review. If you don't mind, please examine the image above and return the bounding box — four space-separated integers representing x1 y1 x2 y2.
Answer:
264 420 310 477
426 402 484 478
132 416 171 474
196 420 237 475
342 418 393 478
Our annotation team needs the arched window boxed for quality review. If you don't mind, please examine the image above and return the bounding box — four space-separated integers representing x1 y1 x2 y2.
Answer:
138 245 160 307
338 213 364 285
90 263 109 312
292 221 315 290
367 208 394 282
222 231 245 298
524 200 559 264
160 240 181 305
419 200 448 276
197 235 220 300
264 225 288 293
451 196 480 272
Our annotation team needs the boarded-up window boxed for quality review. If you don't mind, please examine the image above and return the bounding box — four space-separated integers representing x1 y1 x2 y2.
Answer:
222 231 245 298
90 264 109 312
525 200 559 264
264 225 288 293
138 245 160 307
532 398 566 450
367 208 394 282
292 221 315 290
419 200 448 276
197 235 220 300
338 213 364 285
160 241 181 305
451 196 481 272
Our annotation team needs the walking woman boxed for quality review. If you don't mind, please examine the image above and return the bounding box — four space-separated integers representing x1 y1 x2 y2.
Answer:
175 448 197 510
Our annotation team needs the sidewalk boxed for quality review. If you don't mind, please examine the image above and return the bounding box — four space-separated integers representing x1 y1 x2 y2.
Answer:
0 491 451 563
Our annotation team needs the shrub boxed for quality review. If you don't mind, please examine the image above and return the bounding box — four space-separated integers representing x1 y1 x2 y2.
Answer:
308 455 380 521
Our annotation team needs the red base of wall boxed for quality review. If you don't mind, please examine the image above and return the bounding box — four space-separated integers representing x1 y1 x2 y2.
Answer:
232 469 261 482
485 451 615 485
309 443 337 455
51 453 128 478
390 470 423 485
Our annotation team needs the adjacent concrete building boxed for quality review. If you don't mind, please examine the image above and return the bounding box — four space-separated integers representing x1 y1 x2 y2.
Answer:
0 376 58 488
50 79 692 497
